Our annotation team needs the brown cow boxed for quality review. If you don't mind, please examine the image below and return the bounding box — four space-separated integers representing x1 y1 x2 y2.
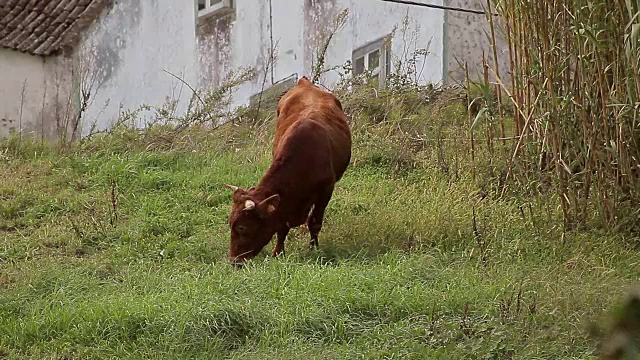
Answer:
225 76 351 266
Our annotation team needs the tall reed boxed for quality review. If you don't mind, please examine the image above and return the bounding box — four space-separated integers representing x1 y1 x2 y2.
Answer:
483 0 640 231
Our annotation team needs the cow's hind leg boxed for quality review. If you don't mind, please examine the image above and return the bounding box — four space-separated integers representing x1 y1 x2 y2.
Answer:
272 227 289 257
308 185 334 249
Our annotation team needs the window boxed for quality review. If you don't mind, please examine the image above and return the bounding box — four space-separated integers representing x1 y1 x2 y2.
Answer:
197 0 234 19
352 36 391 88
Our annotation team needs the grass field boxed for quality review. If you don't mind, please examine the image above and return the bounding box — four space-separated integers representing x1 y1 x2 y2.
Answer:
1 98 639 359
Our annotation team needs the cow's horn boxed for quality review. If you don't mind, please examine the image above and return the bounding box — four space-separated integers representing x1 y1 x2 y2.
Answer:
225 184 239 191
244 200 256 210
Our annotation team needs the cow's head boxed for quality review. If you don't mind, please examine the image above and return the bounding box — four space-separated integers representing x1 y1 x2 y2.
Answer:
225 185 281 266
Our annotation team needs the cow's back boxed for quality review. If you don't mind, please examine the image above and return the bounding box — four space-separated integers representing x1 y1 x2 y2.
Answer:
273 78 351 181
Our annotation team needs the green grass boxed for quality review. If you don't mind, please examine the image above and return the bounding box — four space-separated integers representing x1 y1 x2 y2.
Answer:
0 120 638 359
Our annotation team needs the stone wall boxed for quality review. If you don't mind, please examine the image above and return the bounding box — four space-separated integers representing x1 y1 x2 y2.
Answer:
443 0 511 85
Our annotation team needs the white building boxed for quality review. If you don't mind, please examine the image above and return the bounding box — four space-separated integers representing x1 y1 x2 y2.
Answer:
0 0 507 140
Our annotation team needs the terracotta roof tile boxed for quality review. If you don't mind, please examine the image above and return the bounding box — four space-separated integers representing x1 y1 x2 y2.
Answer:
0 0 112 56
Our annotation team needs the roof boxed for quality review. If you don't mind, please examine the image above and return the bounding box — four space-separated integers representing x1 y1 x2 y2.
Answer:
0 0 112 57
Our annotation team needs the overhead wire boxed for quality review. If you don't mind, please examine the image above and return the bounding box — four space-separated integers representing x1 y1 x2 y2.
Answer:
379 0 499 16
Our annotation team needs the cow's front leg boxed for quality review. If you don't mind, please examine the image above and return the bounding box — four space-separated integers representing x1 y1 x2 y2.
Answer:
272 227 289 257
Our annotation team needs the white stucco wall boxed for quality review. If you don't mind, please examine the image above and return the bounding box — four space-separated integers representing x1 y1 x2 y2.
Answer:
0 48 75 140
2 0 491 140
0 48 45 138
79 0 199 136
198 0 446 110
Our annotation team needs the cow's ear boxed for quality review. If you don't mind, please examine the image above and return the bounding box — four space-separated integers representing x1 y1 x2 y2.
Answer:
225 184 246 203
258 194 280 218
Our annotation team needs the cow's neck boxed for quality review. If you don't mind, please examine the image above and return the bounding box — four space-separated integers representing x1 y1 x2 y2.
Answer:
254 158 290 201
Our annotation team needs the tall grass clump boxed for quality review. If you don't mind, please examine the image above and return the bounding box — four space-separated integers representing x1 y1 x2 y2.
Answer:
483 0 640 232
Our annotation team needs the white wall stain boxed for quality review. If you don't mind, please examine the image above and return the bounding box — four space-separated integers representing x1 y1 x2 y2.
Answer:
80 0 199 136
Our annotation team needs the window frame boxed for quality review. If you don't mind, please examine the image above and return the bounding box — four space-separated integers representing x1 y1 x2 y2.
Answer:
352 35 391 88
196 0 235 20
